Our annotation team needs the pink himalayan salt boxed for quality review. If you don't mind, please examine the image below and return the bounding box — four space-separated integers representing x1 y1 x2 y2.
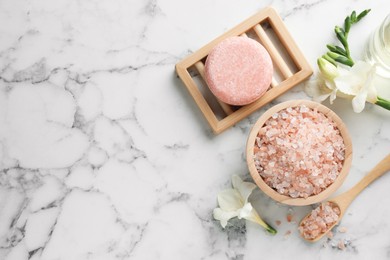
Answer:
338 226 348 233
284 230 292 239
299 202 341 240
253 105 345 198
338 240 346 250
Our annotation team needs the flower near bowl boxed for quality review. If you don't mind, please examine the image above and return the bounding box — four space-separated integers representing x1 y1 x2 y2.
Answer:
305 9 390 113
246 100 352 206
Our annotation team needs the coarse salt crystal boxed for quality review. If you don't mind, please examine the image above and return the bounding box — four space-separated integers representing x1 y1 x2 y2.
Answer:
338 240 346 250
326 231 334 239
338 226 347 233
299 105 309 113
284 230 292 239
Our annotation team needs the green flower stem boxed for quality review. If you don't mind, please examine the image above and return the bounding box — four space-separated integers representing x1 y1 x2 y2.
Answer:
249 209 277 235
264 224 277 235
335 26 351 58
322 9 370 68
376 96 390 111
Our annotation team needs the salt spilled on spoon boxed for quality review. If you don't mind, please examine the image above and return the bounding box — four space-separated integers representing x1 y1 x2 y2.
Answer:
299 201 341 241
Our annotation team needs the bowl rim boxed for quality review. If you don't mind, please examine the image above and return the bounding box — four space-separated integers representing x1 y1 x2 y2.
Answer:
246 100 353 206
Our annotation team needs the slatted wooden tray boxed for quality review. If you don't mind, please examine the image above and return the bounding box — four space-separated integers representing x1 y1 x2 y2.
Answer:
175 7 312 134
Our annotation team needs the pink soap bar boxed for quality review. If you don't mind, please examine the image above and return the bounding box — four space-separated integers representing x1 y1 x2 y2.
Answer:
204 36 273 106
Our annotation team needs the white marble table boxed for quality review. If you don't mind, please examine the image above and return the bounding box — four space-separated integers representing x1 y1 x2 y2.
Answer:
0 0 389 259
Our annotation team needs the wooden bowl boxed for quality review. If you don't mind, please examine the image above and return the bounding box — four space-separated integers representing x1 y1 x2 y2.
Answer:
246 100 352 206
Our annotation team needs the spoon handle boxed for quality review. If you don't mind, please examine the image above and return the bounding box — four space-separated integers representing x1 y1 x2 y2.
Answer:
333 154 390 210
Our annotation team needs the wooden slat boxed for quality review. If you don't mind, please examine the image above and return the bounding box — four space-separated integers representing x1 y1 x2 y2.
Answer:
267 8 312 72
175 65 219 132
194 61 234 116
271 77 278 87
177 7 271 69
253 23 293 79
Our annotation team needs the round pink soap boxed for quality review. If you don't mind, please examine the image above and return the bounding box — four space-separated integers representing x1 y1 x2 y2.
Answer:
204 36 273 106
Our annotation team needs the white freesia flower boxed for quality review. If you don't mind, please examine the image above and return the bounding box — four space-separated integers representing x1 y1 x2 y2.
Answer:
307 9 390 112
334 60 377 113
213 175 276 234
306 58 390 113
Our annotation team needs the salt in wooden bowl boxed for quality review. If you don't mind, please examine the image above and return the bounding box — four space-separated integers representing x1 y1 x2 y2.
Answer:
246 100 352 206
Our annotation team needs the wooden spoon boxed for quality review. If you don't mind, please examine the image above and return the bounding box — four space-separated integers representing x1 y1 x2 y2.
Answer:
299 154 390 242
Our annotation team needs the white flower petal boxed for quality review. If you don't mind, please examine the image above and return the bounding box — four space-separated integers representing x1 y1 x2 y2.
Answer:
366 87 377 103
313 93 332 103
231 175 241 190
238 202 254 220
213 208 239 228
238 203 271 230
329 90 338 104
332 61 379 112
364 65 378 103
217 189 243 211
323 78 337 91
351 60 373 76
236 203 276 234
334 74 361 95
304 78 332 99
352 90 368 113
232 175 256 202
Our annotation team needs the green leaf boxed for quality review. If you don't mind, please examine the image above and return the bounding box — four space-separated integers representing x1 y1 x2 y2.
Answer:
351 11 357 23
326 44 347 56
327 52 354 66
335 26 348 47
344 16 351 34
334 55 354 66
357 9 371 22
327 51 340 59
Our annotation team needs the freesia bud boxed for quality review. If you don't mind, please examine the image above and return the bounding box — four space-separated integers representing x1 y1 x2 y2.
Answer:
317 58 339 80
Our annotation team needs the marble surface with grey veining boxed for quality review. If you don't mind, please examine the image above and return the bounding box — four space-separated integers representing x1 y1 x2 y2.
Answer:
0 0 389 259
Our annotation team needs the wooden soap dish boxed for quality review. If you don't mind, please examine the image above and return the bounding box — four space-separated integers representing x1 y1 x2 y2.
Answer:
175 7 313 134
